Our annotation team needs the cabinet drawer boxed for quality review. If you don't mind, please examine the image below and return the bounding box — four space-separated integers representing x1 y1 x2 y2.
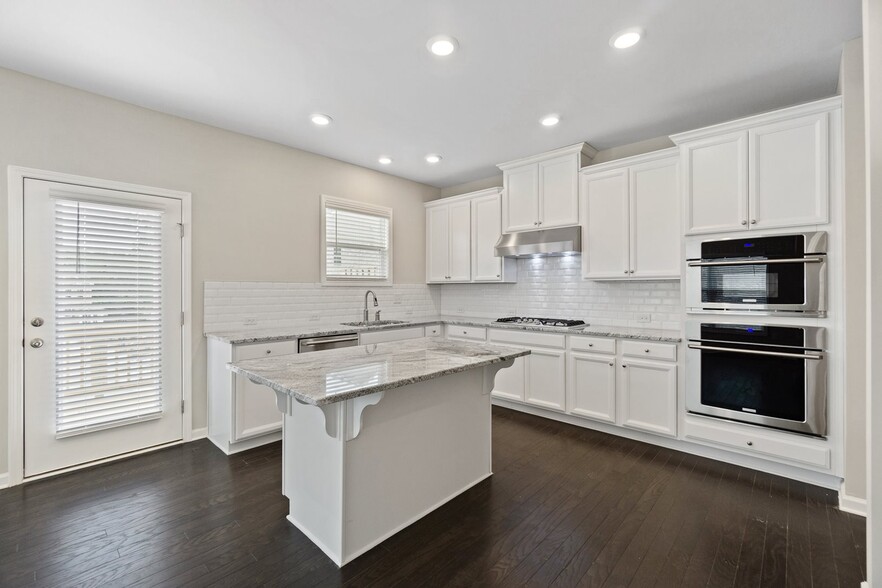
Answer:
233 340 298 361
447 325 487 341
621 340 677 362
684 417 830 469
489 329 566 349
425 324 442 337
360 327 425 344
569 335 616 354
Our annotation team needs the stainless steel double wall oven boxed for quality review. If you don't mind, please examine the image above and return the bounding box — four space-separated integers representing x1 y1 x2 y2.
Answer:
685 232 828 437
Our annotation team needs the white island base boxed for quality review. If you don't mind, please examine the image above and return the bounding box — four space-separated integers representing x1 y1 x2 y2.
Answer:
274 362 510 566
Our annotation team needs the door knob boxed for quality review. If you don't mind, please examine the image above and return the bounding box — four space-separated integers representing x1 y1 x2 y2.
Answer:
31 317 44 327
30 338 44 349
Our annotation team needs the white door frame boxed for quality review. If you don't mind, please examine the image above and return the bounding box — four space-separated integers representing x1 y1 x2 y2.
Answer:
6 166 193 487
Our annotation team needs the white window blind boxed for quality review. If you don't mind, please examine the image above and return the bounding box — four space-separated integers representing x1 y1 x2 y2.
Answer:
54 199 165 438
323 198 392 282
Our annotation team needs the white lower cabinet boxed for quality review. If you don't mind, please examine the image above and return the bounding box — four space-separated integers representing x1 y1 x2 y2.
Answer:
567 352 616 424
359 326 425 344
208 338 295 454
526 348 566 411
488 328 567 411
620 357 678 438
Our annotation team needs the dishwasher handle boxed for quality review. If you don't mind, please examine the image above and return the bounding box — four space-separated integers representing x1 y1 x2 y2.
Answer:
300 335 358 346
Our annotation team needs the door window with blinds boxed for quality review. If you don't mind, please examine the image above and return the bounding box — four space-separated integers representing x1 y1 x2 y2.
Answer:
54 199 165 437
321 195 393 284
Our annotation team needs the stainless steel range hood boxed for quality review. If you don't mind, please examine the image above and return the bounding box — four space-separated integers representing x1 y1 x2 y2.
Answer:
494 226 582 258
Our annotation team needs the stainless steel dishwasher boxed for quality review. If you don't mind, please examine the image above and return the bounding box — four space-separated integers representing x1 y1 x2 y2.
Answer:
298 333 359 353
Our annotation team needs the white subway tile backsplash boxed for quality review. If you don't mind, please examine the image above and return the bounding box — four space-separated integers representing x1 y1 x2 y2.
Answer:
434 257 681 330
204 258 682 333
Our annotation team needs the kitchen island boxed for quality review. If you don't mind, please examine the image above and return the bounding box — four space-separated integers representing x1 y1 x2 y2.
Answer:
229 337 529 566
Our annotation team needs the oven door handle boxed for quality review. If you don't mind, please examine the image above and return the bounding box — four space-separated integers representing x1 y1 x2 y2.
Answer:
687 343 823 360
687 256 825 267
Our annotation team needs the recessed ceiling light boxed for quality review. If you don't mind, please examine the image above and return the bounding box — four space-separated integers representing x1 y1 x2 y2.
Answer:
310 113 332 126
427 35 459 56
540 114 560 127
610 28 643 49
378 156 393 165
425 154 442 164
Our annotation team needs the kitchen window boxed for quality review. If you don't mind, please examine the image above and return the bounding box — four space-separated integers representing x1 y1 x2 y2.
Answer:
321 195 393 284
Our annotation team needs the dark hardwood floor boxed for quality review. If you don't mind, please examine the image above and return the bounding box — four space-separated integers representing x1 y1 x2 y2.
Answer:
0 407 866 587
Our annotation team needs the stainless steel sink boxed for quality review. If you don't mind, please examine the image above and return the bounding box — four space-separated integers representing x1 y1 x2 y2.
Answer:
340 320 408 327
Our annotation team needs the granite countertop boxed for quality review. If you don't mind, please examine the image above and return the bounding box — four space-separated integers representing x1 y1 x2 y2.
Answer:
228 338 530 406
206 315 681 344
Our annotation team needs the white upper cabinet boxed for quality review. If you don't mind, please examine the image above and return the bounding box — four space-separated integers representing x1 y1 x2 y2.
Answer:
629 156 681 278
580 149 680 280
425 188 516 284
680 132 748 234
426 204 450 282
581 168 630 279
425 199 470 282
471 192 517 282
498 143 596 233
502 166 539 232
673 97 839 235
749 112 829 230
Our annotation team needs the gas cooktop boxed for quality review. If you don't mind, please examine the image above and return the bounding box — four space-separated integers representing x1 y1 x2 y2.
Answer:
494 317 587 328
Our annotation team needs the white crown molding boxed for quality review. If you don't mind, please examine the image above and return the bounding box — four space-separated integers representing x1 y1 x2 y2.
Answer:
497 142 598 171
579 147 679 175
670 96 842 144
424 187 502 208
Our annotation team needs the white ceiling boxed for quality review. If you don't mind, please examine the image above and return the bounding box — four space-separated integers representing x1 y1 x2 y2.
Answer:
0 0 862 188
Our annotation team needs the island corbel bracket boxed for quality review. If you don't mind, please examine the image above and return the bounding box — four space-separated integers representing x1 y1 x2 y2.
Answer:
483 359 514 396
272 389 384 441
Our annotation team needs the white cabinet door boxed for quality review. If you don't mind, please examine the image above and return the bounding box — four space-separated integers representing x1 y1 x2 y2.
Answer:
539 154 579 228
233 341 296 442
526 348 566 411
682 131 748 235
492 355 526 402
426 205 450 282
581 169 630 279
359 327 425 344
472 193 503 281
448 200 472 281
749 112 829 230
503 165 539 231
567 352 616 423
620 358 677 437
629 157 680 278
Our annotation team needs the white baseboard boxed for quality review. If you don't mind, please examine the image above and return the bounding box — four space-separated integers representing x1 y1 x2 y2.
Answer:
0 472 9 490
839 492 868 517
493 399 843 490
191 427 208 441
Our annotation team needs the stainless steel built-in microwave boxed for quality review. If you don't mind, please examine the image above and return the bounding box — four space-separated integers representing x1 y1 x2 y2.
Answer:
685 232 827 317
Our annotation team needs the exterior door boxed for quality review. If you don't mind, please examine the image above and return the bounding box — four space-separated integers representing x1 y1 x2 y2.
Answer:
23 179 183 477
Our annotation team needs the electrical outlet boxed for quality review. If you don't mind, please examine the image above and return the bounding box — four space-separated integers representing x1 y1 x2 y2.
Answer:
405 309 413 315
309 314 320 322
243 317 257 326
635 313 651 323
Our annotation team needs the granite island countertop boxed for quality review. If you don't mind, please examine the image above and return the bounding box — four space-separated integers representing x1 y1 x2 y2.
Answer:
207 315 682 344
228 337 530 406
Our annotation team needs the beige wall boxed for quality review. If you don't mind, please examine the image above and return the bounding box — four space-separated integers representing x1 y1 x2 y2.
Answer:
0 68 439 476
840 37 868 502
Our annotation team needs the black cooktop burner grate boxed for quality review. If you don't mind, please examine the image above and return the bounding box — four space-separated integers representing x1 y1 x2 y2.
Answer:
495 317 586 328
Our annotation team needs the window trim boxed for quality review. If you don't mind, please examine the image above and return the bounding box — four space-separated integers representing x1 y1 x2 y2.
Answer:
320 194 393 286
